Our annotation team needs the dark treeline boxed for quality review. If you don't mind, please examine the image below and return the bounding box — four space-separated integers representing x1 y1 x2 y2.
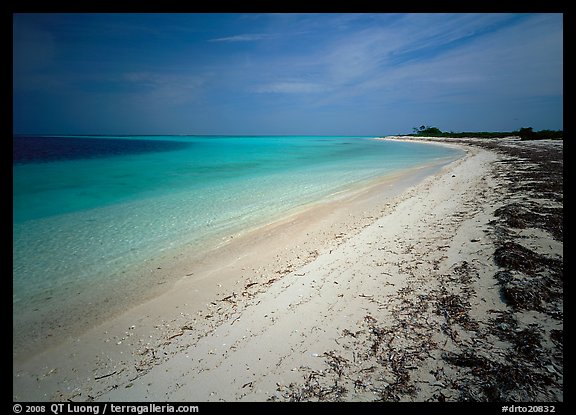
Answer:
409 126 563 141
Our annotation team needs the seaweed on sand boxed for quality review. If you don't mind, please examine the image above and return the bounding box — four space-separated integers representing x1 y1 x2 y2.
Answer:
494 203 563 240
494 242 562 278
493 242 562 317
442 349 555 401
487 311 544 358
434 287 479 331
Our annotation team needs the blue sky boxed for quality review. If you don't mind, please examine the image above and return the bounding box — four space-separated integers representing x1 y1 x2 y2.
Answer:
13 13 563 135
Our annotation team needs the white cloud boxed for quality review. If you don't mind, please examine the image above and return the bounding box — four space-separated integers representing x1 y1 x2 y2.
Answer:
308 14 562 107
209 33 276 42
253 81 329 94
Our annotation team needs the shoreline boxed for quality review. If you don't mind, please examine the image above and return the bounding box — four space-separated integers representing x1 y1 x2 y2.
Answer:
13 146 461 363
13 136 562 402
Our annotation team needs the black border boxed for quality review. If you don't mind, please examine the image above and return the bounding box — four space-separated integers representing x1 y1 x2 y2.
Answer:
9 0 567 409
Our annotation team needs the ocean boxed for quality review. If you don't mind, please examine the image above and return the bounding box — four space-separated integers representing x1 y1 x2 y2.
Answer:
13 135 463 355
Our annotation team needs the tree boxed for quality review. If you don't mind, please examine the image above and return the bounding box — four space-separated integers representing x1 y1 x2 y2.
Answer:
516 127 535 140
413 125 443 136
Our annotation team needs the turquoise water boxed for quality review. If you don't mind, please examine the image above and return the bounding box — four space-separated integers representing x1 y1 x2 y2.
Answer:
13 135 463 346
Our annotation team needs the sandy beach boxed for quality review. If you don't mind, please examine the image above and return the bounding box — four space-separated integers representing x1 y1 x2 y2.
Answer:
13 136 563 402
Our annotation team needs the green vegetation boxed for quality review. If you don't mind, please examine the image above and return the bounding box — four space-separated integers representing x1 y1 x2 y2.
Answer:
410 125 563 141
412 125 443 136
513 127 564 141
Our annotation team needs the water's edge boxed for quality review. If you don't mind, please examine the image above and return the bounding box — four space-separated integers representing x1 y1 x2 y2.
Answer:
13 137 464 360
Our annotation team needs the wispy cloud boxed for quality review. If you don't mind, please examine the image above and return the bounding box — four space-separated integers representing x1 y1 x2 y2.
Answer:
253 81 329 94
13 13 562 134
282 13 562 108
209 33 276 42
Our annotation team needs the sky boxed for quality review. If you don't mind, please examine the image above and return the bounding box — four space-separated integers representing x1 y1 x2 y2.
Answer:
13 13 563 135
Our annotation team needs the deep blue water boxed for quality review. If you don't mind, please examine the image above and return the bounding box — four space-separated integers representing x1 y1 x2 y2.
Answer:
13 135 191 164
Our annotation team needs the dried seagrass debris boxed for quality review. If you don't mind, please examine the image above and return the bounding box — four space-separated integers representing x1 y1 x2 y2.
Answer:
549 329 563 348
494 203 538 229
512 326 544 358
276 308 438 402
496 274 562 315
487 312 544 358
323 351 349 378
432 286 480 333
487 309 517 333
363 315 436 401
451 261 479 284
494 242 562 278
500 280 541 310
494 270 513 284
441 349 556 401
493 240 563 316
480 142 563 201
271 371 348 402
493 203 563 240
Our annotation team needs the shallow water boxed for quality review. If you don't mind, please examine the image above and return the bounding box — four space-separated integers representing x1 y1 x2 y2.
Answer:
13 135 463 354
